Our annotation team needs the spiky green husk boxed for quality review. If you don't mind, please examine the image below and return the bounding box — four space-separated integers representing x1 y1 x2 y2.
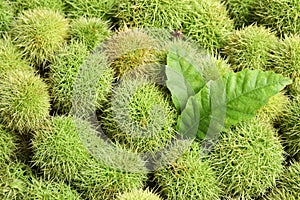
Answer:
223 0 257 27
70 51 115 117
74 158 147 200
28 179 81 199
113 0 185 30
264 161 300 200
183 0 234 51
223 25 278 71
71 17 111 50
49 41 89 114
114 0 233 51
270 34 300 95
280 96 300 160
154 142 221 200
0 162 31 199
209 119 284 199
255 0 300 36
257 91 289 123
103 29 160 78
0 0 13 35
0 37 33 74
11 8 69 67
11 0 64 15
1 161 80 199
0 70 50 133
32 116 95 182
49 41 114 114
102 77 177 153
289 77 300 96
94 69 114 110
117 189 162 200
13 134 33 164
271 34 300 78
64 0 116 19
0 126 16 166
210 54 232 77
33 116 147 199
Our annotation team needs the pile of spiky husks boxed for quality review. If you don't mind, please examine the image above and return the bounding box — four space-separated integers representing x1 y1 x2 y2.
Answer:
0 1 299 199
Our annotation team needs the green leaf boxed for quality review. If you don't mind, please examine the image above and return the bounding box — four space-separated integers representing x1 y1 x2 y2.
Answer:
223 69 291 127
166 44 206 112
179 79 226 139
178 69 292 139
177 95 200 139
